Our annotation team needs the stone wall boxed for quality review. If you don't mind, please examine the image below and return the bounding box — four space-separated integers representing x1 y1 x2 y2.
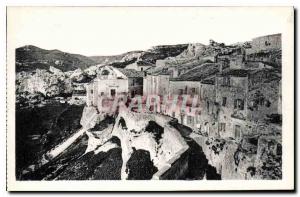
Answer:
247 78 281 122
169 81 200 96
246 34 281 54
215 76 248 138
143 75 170 96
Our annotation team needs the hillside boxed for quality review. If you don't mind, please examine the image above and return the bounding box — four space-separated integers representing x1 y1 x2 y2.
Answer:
16 45 98 72
16 44 188 72
90 51 144 64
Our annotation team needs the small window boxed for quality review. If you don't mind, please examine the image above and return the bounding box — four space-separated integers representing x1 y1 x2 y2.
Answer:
218 123 226 132
222 97 227 106
101 69 109 75
222 77 230 86
178 89 183 95
141 67 144 72
207 101 210 112
191 88 196 95
187 116 193 125
234 99 244 110
101 92 104 96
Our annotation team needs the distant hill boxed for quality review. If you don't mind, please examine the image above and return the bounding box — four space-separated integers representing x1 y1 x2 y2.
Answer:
16 44 188 72
108 44 189 68
16 45 97 72
90 51 144 64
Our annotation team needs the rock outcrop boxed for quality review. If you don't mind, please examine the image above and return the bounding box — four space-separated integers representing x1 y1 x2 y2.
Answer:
190 133 282 180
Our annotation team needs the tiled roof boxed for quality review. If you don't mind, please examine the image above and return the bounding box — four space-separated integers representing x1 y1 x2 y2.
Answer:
118 68 144 78
136 60 154 66
217 69 249 77
171 63 219 82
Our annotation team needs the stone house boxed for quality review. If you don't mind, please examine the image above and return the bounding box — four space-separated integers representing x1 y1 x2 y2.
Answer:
215 68 281 139
143 74 170 96
197 80 218 136
166 79 201 129
86 66 143 108
245 33 281 54
215 69 249 139
247 69 281 122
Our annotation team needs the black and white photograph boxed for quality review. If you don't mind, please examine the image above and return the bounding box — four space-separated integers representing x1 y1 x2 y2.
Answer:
6 6 294 191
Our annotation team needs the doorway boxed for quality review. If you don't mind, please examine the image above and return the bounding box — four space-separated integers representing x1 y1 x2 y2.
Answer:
110 89 116 97
235 125 241 139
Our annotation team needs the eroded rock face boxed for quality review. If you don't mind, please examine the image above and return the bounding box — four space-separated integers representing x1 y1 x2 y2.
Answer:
112 110 189 180
190 133 282 180
16 69 73 106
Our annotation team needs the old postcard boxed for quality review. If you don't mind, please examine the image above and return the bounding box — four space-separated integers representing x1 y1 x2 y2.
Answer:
6 6 294 191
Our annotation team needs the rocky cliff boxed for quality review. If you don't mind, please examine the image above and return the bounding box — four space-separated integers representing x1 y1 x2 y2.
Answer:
190 133 282 180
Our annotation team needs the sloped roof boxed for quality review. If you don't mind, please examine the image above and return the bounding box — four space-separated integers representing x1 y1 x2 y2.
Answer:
217 69 249 77
171 63 220 82
118 68 144 78
136 60 154 66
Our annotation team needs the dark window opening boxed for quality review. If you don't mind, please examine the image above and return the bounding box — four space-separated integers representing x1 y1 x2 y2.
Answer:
234 99 244 110
222 97 227 106
111 89 116 97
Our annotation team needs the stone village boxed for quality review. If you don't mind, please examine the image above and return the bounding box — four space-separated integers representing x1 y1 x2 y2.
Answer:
84 33 282 141
76 33 282 179
21 33 282 180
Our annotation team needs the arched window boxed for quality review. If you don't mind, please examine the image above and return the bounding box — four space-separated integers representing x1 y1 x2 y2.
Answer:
101 69 110 75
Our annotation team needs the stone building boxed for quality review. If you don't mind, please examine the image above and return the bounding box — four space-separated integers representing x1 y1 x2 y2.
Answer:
246 33 281 54
197 80 218 136
125 60 154 72
215 68 281 139
247 69 281 122
215 69 249 139
86 66 143 108
143 74 170 96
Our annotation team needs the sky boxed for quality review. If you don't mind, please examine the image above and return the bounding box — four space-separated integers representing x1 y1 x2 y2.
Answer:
7 7 291 56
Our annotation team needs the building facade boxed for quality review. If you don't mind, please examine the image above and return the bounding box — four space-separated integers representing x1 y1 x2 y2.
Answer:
86 66 143 109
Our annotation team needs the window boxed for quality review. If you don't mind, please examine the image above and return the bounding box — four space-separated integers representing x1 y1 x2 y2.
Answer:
172 112 175 118
100 92 104 96
222 77 230 86
191 88 196 95
101 69 109 75
178 89 183 95
235 125 241 139
207 101 210 112
110 89 116 97
90 90 93 94
218 123 226 133
187 116 193 125
141 67 144 72
234 99 244 110
222 97 227 106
